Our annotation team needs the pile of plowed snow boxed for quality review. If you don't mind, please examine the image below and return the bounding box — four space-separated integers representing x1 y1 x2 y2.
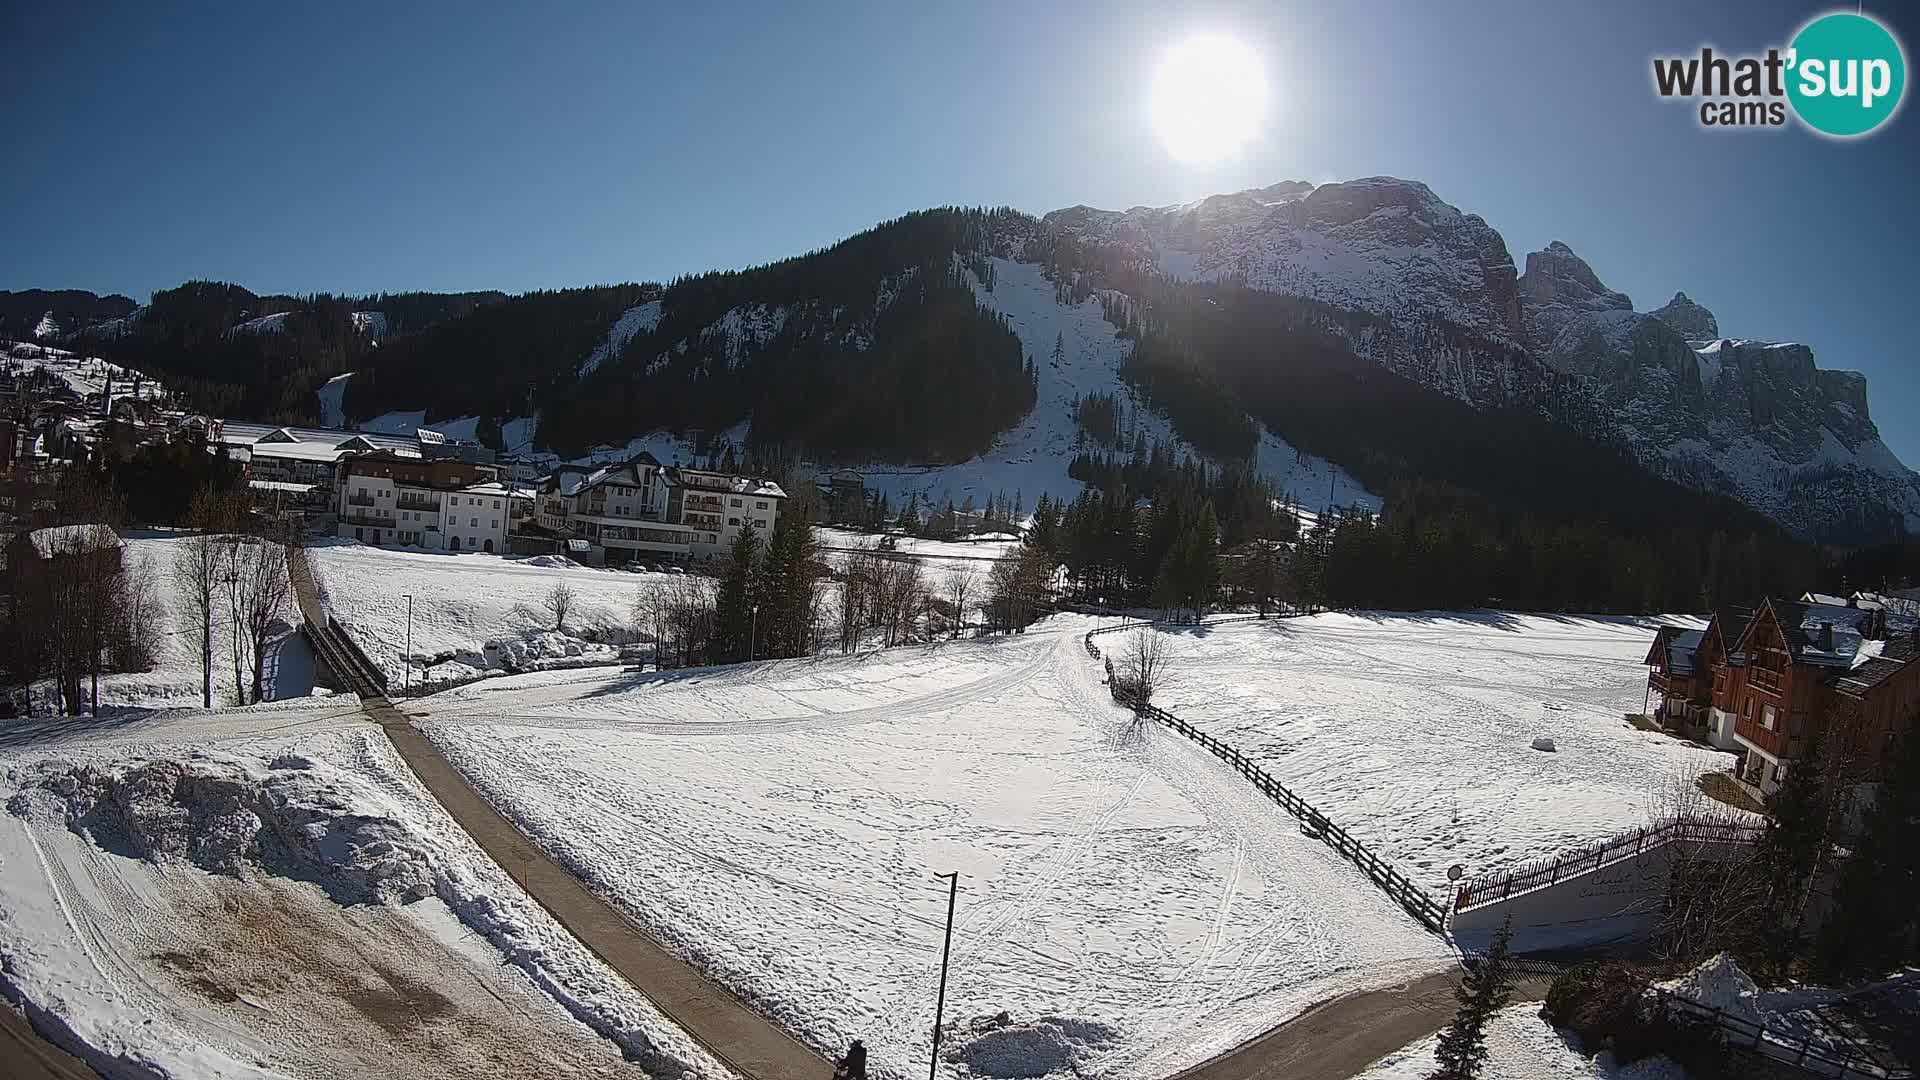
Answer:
7 751 439 903
944 1013 1120 1078
1 739 721 1078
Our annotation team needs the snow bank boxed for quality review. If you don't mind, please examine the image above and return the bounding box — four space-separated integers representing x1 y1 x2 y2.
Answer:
0 733 728 1079
945 1014 1120 1078
8 752 438 903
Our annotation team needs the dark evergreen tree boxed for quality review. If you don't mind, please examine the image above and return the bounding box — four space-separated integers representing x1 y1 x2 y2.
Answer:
1432 919 1514 1080
714 529 763 662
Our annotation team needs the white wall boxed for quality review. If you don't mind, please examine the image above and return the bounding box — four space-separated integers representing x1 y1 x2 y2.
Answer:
1450 840 1751 954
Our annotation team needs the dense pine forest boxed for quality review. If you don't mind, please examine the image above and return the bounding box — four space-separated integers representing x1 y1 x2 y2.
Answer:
539 207 1038 461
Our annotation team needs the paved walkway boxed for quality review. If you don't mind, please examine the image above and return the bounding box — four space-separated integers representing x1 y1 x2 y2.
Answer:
0 1004 99 1080
365 698 834 1080
1170 972 1552 1080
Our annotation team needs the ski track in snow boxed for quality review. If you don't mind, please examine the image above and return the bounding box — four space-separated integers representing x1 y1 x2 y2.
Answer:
1149 612 1737 894
422 613 1451 1080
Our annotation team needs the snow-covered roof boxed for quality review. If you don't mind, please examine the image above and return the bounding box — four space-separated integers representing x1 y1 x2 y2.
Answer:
249 479 318 494
1666 629 1705 675
25 523 120 560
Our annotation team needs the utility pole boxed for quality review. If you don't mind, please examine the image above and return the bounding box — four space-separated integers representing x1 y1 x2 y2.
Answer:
929 871 958 1080
403 593 414 695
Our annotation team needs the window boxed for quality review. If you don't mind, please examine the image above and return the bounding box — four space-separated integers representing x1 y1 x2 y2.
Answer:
730 498 743 507
492 499 501 510
470 517 479 528
1743 698 1753 720
490 519 498 529
728 517 740 527
756 500 768 509
1761 704 1777 731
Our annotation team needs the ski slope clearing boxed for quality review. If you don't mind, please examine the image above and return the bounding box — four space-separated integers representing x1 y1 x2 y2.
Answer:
1355 1002 1684 1080
4 341 165 402
1146 613 1732 893
419 615 1449 1080
0 711 727 1079
307 540 670 691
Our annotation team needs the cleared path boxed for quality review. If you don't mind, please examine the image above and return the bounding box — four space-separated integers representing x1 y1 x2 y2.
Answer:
366 697 834 1080
1171 972 1551 1080
0 1005 99 1080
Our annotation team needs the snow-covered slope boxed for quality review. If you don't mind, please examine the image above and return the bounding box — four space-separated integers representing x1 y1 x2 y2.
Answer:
1047 177 1522 344
315 371 353 427
580 301 662 375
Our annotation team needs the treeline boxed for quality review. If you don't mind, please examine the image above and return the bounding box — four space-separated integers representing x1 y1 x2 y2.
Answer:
82 282 370 422
1293 491 1811 614
542 207 1038 462
0 289 138 340
344 284 655 433
62 282 510 428
1032 458 1806 618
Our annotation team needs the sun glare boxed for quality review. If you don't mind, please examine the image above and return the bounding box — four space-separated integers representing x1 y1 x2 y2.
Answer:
1150 34 1269 165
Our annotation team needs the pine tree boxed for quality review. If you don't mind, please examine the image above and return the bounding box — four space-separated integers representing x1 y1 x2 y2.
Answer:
714 529 762 662
1815 729 1920 978
1432 919 1514 1080
1753 727 1830 977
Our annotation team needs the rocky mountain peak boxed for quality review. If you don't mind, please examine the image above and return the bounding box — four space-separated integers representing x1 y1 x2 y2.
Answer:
1517 241 1632 350
1648 291 1719 338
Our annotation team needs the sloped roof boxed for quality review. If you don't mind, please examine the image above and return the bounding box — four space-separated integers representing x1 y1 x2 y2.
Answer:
1829 633 1919 698
1666 629 1705 675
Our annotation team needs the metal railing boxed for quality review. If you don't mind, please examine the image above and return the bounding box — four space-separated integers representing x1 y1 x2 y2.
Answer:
1083 612 1448 934
1648 987 1911 1079
1452 817 1765 912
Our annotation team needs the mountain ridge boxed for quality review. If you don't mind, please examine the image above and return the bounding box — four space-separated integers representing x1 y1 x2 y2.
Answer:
19 177 1916 544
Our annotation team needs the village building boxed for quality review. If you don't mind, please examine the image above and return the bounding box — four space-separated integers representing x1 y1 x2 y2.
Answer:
1646 597 1920 799
333 450 528 553
524 453 785 565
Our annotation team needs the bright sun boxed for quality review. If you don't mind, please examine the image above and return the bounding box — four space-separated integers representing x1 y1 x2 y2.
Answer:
1150 34 1268 165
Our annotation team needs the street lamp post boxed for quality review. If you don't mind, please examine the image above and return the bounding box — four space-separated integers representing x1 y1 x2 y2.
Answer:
403 593 414 695
929 871 958 1080
749 603 759 662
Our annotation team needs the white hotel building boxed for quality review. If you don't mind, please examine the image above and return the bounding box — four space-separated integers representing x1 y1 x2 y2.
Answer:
530 453 785 564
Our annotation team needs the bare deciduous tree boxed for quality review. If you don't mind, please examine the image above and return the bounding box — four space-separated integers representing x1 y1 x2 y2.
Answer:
1115 628 1171 705
544 580 576 631
944 568 977 639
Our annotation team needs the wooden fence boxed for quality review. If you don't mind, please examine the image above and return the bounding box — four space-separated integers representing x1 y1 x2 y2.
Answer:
1083 615 1449 934
1452 816 1765 913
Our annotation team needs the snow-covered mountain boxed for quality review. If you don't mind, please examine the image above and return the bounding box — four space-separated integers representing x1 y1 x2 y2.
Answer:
1048 177 1920 541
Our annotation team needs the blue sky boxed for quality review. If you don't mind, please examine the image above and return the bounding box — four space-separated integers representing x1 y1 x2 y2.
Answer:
4 1 1917 463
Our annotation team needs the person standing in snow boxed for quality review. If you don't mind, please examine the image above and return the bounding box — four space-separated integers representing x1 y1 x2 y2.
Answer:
833 1038 868 1080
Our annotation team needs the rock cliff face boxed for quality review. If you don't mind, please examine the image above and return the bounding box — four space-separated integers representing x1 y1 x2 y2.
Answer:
1649 291 1719 338
1046 179 1920 541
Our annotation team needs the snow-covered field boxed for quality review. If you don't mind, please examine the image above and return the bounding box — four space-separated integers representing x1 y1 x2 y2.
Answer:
1355 1002 1684 1080
306 540 671 691
0 704 726 1079
1146 613 1732 893
417 614 1450 1080
815 526 1021 581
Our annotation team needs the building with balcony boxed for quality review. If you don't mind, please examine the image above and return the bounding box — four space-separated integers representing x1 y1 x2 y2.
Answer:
525 453 785 565
1646 598 1919 798
334 450 525 553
